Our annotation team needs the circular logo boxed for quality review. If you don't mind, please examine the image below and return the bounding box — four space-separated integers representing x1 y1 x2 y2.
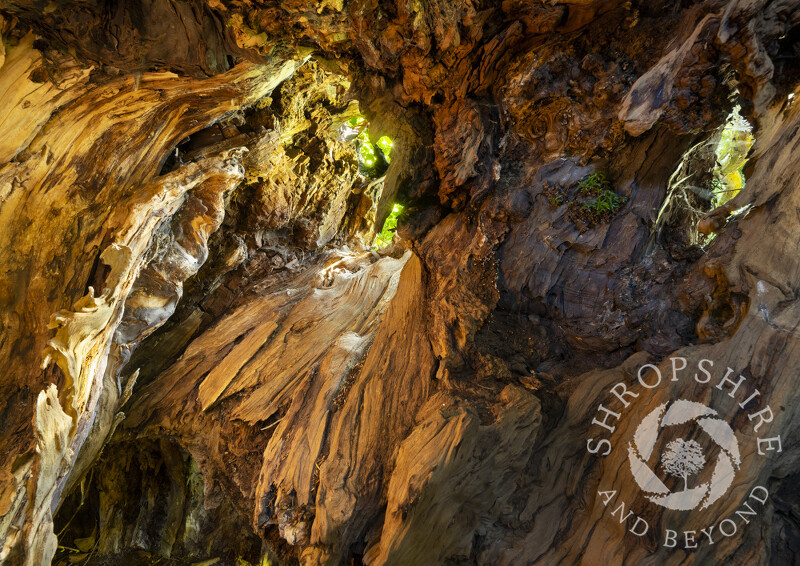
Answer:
627 399 741 511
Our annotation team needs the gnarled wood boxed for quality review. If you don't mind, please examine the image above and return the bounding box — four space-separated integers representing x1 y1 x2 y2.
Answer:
1 1 800 565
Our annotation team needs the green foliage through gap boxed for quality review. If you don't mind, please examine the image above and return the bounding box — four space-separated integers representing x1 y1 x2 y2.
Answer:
711 106 753 208
376 136 393 162
346 116 393 175
374 204 403 248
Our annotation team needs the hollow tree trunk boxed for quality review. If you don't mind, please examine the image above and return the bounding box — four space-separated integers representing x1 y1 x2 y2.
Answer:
1 1 800 565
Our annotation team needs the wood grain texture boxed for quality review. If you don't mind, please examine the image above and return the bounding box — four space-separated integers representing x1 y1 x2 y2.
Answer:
0 29 300 562
1 1 800 565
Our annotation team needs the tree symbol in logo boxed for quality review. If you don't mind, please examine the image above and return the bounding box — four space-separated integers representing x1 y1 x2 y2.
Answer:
661 439 706 492
627 399 741 511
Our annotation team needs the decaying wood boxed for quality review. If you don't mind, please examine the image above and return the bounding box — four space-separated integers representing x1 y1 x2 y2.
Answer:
1 1 800 565
0 29 302 563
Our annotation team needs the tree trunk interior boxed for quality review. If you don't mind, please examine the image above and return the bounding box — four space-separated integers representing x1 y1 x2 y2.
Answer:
1 1 800 565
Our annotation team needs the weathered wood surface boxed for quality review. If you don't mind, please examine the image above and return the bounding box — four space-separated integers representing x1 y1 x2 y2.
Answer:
0 1 800 565
0 26 302 563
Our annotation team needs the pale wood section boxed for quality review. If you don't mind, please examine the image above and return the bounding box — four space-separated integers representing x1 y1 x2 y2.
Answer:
0 31 299 562
199 319 280 411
